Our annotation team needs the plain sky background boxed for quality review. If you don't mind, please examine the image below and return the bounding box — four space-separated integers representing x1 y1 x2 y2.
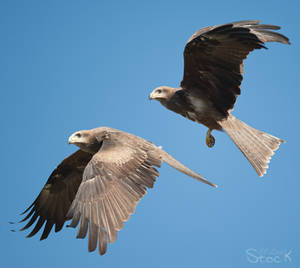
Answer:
1 0 299 267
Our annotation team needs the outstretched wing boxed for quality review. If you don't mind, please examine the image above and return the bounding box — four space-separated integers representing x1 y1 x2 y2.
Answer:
20 150 92 240
181 20 290 116
66 132 162 255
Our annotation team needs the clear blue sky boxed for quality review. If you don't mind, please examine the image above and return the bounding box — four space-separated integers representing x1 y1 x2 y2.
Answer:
1 0 299 267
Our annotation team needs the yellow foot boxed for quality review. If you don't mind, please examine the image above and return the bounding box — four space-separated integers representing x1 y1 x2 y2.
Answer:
206 129 215 148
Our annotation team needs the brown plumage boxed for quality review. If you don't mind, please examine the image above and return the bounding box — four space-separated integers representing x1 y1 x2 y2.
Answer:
19 127 216 255
149 20 290 176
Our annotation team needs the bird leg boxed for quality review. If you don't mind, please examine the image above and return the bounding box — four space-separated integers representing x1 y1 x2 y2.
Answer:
206 129 215 148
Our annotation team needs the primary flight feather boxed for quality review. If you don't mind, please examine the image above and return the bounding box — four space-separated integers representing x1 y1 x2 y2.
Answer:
149 20 290 176
18 127 216 255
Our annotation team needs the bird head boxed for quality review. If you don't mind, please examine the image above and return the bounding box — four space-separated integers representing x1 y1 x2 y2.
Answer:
149 86 175 101
68 130 91 145
68 130 101 154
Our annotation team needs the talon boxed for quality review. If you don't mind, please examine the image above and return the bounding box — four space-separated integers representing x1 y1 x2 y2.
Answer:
206 129 215 148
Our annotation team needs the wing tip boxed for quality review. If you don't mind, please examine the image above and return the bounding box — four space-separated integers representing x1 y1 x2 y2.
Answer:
207 181 218 188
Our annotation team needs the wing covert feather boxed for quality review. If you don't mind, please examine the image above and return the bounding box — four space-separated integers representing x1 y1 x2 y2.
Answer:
66 132 162 255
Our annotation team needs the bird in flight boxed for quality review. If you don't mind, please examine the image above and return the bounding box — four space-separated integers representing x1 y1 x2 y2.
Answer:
149 20 290 177
17 127 216 255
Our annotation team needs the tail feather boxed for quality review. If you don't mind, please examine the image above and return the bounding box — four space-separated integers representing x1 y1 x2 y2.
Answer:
219 115 284 176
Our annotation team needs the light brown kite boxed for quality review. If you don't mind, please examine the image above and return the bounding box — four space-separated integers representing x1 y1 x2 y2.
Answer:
149 20 290 176
19 127 216 255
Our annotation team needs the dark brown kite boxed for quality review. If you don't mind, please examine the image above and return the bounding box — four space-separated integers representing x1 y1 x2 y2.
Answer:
18 127 216 255
149 20 290 176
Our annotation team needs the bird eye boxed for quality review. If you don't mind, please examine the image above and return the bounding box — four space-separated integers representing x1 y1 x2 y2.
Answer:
157 89 162 94
75 133 81 138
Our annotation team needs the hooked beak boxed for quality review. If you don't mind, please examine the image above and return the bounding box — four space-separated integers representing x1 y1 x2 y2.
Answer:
149 91 155 100
68 134 75 144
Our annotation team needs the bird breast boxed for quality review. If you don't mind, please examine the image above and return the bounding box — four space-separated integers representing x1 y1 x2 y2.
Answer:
186 94 223 130
187 95 208 113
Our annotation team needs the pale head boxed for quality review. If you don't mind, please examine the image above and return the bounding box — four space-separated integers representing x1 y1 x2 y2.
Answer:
68 129 102 154
149 86 177 101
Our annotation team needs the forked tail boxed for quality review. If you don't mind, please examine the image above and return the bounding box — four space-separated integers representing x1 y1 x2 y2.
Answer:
219 115 284 176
